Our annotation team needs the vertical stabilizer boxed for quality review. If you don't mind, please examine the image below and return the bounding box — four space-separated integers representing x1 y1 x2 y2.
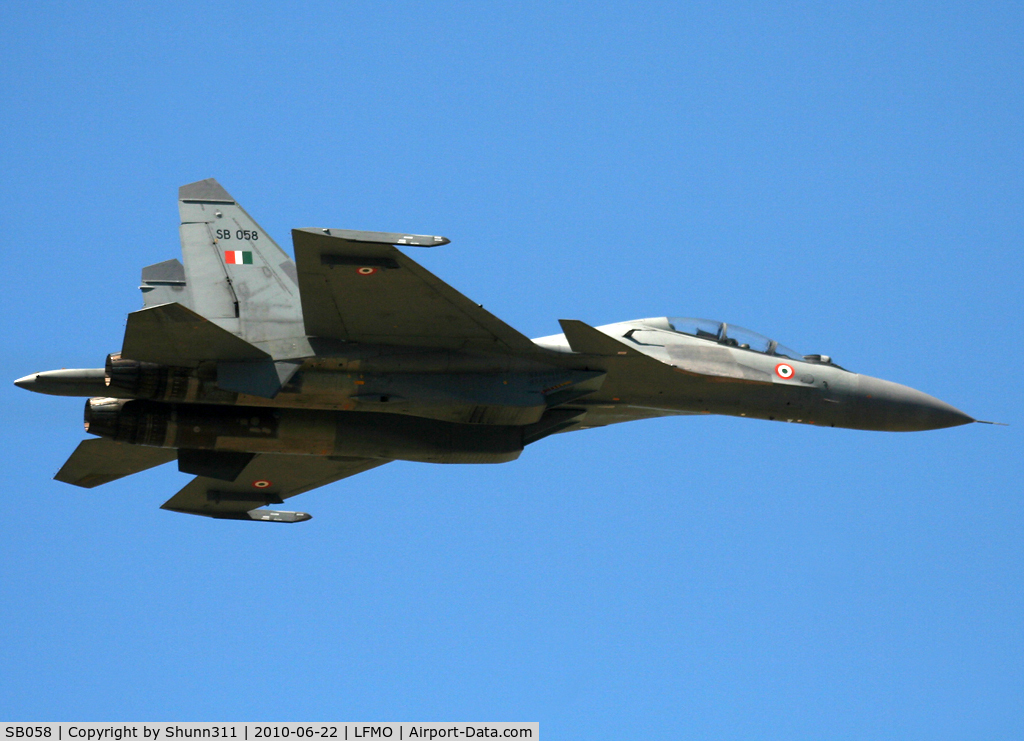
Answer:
177 179 305 346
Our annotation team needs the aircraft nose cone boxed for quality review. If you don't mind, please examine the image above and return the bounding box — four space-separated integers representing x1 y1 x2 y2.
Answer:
856 375 974 431
14 373 38 390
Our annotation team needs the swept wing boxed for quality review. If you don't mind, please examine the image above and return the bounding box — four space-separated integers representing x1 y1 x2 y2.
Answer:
293 228 537 353
160 453 390 521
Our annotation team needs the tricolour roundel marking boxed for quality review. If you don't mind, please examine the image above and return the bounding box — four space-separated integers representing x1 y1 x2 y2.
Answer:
356 266 379 276
775 363 795 379
253 480 272 489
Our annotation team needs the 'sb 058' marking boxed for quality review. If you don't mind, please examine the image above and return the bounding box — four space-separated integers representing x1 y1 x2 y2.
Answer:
215 229 259 241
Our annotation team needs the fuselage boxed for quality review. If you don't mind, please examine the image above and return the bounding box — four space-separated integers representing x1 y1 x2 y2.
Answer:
15 316 974 468
533 318 973 433
16 179 979 522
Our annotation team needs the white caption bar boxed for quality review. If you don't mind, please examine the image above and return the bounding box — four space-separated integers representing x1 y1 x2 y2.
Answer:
1 724 538 741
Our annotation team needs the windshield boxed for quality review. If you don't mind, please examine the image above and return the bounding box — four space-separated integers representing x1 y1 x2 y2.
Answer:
666 317 803 359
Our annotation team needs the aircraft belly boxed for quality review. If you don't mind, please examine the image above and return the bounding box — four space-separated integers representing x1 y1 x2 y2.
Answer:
98 359 602 426
568 404 690 429
84 399 522 464
271 368 597 425
332 413 522 463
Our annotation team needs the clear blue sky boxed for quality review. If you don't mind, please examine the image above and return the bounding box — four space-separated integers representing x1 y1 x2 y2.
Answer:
2 2 1021 737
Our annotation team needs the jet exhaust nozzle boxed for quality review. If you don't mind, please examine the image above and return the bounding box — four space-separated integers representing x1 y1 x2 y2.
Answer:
84 397 171 446
105 353 196 399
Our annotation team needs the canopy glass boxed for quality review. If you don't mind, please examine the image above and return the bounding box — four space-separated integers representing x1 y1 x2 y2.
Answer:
666 318 803 360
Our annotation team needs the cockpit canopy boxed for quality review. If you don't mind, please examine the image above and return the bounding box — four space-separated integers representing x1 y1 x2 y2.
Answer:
664 317 804 360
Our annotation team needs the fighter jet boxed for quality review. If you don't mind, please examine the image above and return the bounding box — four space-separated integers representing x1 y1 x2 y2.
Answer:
14 179 981 522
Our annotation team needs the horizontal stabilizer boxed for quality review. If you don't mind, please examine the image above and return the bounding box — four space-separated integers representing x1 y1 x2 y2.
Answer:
55 438 176 488
121 302 270 366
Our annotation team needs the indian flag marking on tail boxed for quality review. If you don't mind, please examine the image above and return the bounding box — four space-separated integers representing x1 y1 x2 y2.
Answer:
224 251 253 265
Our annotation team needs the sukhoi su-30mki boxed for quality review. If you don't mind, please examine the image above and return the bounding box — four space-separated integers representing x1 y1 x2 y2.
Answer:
15 179 982 522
